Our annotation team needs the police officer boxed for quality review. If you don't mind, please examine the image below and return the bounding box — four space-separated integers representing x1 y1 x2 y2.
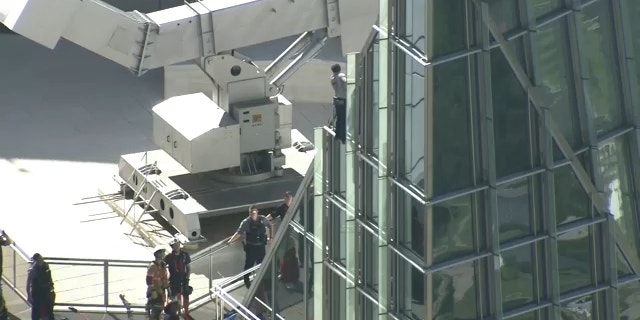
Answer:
146 246 169 320
164 238 193 319
0 230 12 320
265 191 293 221
26 253 55 320
228 206 273 288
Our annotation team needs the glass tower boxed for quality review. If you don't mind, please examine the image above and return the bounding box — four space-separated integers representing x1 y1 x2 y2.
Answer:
239 0 640 319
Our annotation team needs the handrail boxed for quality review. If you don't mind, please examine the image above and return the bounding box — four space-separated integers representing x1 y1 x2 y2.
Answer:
9 242 30 262
242 158 316 305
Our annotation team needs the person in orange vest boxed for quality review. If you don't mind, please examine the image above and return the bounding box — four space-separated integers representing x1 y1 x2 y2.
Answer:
146 246 169 320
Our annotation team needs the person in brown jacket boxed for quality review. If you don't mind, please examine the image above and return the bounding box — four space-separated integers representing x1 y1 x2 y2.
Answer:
146 246 169 320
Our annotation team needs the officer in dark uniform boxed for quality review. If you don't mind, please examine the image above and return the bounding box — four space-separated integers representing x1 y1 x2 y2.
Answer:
265 191 293 222
0 230 12 320
26 253 55 320
228 207 273 288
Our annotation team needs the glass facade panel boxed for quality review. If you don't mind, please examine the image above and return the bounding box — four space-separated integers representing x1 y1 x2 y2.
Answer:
364 162 379 223
533 0 563 19
243 1 640 318
624 0 640 98
432 195 476 264
432 0 467 56
577 0 624 135
554 164 591 226
616 246 634 278
557 226 592 293
488 0 521 33
403 0 426 51
560 294 595 319
431 261 479 319
362 227 379 292
497 178 532 242
599 135 640 262
501 244 534 310
400 189 426 257
402 259 426 319
534 19 581 149
618 281 640 320
491 42 532 177
402 55 426 187
433 59 474 195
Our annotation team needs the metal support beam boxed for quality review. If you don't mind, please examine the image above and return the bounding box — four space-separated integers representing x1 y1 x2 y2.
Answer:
268 30 328 91
521 0 561 317
472 0 604 213
477 2 503 318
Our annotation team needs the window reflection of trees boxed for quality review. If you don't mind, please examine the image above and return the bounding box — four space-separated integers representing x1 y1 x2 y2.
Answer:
577 1 623 136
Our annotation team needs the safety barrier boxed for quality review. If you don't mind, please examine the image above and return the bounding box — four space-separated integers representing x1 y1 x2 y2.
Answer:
0 233 253 314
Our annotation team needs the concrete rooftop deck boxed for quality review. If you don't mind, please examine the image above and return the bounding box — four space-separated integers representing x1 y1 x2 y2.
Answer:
0 22 337 316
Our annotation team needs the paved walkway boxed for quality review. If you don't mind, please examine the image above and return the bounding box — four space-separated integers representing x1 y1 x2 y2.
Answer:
3 281 217 319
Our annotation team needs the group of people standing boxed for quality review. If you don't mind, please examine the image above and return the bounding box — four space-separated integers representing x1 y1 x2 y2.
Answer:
146 237 193 320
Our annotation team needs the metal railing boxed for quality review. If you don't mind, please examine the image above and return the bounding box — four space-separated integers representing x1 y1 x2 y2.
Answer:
212 264 263 320
1 241 32 303
0 232 258 314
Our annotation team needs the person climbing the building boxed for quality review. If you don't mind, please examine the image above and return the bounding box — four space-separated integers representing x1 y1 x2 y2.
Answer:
26 253 55 320
164 238 193 320
228 206 273 288
330 63 347 144
0 230 13 320
265 191 293 222
146 245 169 320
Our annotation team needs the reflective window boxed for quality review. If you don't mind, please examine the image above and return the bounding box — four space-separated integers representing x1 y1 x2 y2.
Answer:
363 40 380 155
487 0 521 34
617 246 634 278
431 261 479 319
534 20 582 149
533 0 563 19
433 59 474 195
560 294 596 319
432 195 476 264
364 162 379 223
577 0 624 136
557 226 592 293
402 259 426 319
402 0 426 52
497 178 532 243
401 55 426 187
433 0 467 56
371 42 379 154
500 244 534 310
248 223 309 319
624 0 640 106
362 227 379 292
599 135 640 265
554 164 591 226
618 281 640 320
491 41 531 177
399 189 426 257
